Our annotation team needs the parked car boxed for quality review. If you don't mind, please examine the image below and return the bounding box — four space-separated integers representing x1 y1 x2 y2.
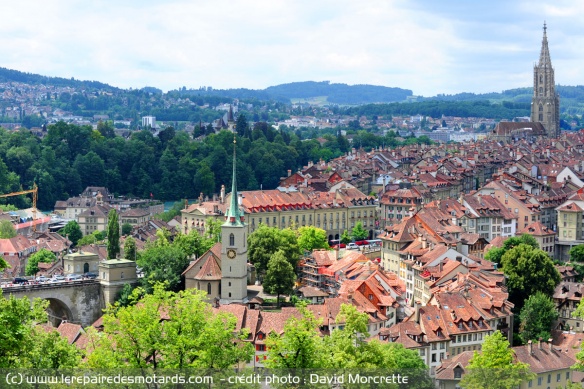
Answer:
13 277 29 284
65 274 83 281
51 275 65 281
83 272 98 279
35 275 49 282
355 240 369 246
331 243 346 249
347 243 359 250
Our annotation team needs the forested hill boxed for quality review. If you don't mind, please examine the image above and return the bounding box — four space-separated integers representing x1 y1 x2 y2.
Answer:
424 85 584 115
178 81 414 105
0 67 118 91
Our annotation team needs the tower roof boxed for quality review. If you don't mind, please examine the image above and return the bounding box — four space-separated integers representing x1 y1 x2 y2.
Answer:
224 135 244 226
538 22 552 68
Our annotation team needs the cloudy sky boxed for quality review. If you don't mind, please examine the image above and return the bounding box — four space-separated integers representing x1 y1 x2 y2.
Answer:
1 0 583 96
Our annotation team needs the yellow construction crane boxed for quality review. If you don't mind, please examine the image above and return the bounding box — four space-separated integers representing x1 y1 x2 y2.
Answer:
0 183 38 232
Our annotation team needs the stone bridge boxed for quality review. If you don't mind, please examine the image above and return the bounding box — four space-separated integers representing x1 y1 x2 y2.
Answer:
1 280 104 327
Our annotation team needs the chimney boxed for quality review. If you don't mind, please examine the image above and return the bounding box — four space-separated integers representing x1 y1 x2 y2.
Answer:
287 169 292 177
199 192 203 205
450 309 456 321
220 185 225 204
528 340 533 355
548 338 553 352
415 301 422 323
422 237 427 249
538 337 542 350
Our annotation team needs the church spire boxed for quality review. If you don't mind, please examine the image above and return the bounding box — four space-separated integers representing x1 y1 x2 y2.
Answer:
225 134 244 225
538 21 551 68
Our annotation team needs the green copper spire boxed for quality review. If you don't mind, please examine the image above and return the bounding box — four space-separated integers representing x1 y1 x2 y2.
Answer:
224 134 244 226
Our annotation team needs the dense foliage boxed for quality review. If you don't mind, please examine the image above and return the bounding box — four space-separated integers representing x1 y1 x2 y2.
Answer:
0 295 80 368
460 331 534 389
25 248 56 276
518 292 559 344
85 284 253 369
0 124 362 210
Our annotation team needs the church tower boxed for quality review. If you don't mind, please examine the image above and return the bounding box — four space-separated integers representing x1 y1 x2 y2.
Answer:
531 22 560 138
220 135 248 303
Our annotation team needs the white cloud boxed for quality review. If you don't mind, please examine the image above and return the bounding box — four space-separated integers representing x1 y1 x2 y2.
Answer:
0 0 583 96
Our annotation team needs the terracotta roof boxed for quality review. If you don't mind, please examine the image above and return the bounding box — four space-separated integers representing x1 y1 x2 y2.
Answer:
513 342 575 374
57 322 84 344
518 221 556 236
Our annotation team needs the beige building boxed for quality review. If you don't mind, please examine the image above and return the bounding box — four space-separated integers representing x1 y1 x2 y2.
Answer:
182 187 377 241
77 204 113 236
98 258 137 305
517 221 556 255
435 340 575 389
555 188 584 260
63 252 100 275
119 207 150 228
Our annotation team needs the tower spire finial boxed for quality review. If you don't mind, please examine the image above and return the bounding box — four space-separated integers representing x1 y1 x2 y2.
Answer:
224 133 243 225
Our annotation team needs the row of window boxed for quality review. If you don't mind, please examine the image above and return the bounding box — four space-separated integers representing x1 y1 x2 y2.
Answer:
528 372 569 387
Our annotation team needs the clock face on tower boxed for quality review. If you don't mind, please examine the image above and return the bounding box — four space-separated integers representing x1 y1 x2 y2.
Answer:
227 249 237 259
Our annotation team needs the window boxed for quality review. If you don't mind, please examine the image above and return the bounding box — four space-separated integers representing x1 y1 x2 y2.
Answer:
556 373 560 382
229 233 235 246
207 283 211 294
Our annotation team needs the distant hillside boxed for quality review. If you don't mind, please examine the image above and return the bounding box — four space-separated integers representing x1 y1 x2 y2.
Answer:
180 81 413 105
424 86 584 115
0 67 118 91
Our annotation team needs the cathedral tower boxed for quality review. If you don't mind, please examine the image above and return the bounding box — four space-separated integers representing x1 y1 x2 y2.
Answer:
531 22 560 138
220 135 248 303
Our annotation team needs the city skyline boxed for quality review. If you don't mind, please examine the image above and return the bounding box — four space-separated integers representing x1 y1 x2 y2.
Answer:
1 1 584 96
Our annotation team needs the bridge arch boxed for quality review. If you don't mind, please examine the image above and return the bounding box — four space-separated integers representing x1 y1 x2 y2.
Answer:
45 297 75 327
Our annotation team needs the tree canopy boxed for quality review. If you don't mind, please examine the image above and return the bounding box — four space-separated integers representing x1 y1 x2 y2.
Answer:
59 220 82 247
484 234 540 264
25 248 56 276
297 226 329 253
85 284 253 369
500 243 561 309
459 331 534 389
0 295 80 368
518 292 558 344
247 224 300 275
107 209 120 259
0 220 16 239
263 250 296 307
351 221 368 241
570 244 584 262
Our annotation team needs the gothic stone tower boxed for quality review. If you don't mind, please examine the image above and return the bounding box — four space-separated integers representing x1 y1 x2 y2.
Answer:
220 135 248 303
531 23 560 138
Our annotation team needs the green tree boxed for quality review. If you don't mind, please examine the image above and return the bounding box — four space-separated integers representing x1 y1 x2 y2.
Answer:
107 209 120 259
77 230 106 246
570 244 584 262
25 248 56 276
123 236 137 261
297 226 329 253
340 230 351 244
265 303 326 368
485 234 540 264
137 245 189 293
84 284 253 368
0 295 79 368
121 222 133 236
172 230 213 258
263 250 296 307
0 220 16 239
248 224 300 275
0 255 9 273
500 244 561 308
59 220 82 246
205 218 222 242
518 292 558 344
459 331 534 389
351 221 368 241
